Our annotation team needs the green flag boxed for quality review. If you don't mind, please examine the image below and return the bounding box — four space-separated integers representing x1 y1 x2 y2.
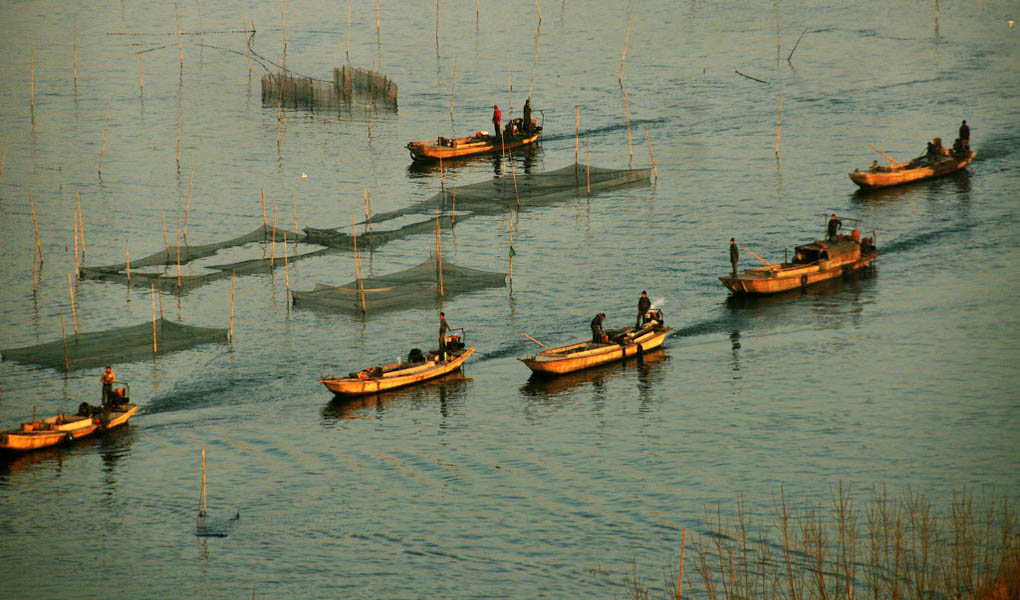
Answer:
509 246 516 257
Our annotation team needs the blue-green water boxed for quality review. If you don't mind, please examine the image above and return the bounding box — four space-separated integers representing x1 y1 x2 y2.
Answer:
1 1 1018 598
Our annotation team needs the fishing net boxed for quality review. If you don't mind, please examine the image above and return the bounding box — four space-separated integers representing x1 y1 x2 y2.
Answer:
305 164 649 246
291 258 506 314
79 225 330 293
260 66 397 111
2 318 228 372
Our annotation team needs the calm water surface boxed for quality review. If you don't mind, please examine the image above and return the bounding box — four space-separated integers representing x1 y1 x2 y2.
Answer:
1 1 1018 598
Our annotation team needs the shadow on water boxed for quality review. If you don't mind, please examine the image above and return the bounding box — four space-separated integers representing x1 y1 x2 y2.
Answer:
518 348 668 400
0 421 138 480
320 371 470 421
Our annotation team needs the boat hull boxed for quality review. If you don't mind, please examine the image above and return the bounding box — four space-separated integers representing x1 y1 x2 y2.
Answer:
1 419 99 453
720 253 876 295
520 327 671 376
849 151 974 189
97 404 139 430
321 347 475 396
406 131 541 162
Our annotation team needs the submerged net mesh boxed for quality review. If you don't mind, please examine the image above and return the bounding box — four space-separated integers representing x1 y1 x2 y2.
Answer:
305 164 649 247
80 225 330 293
2 318 228 372
260 66 397 110
291 258 505 314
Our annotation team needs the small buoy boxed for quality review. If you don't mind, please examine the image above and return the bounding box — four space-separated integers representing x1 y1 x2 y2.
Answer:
1009 20 1015 30
301 172 308 178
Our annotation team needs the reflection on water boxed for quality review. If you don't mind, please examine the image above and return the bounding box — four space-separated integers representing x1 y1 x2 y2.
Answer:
320 371 470 421
404 145 541 180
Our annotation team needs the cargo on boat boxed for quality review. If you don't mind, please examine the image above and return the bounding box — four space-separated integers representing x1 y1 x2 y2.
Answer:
406 119 541 162
720 219 877 295
321 333 473 397
519 312 671 376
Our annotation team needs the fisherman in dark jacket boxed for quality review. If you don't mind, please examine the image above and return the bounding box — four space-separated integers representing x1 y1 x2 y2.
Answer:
438 312 451 359
827 214 842 241
959 120 970 151
523 98 532 133
636 291 651 328
591 313 606 344
729 238 739 278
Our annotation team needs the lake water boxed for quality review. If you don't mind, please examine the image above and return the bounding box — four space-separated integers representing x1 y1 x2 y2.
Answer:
1 1 1018 598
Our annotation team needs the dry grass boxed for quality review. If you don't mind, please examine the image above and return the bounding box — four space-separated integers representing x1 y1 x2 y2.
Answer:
623 485 1018 600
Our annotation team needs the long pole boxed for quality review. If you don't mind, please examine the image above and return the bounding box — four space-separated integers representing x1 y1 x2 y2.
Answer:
68 273 78 334
618 13 631 84
522 333 549 349
261 188 267 234
229 270 235 342
450 55 457 114
99 100 113 176
0 134 8 183
76 190 86 256
363 188 374 249
642 124 658 181
126 239 131 284
271 194 279 266
151 283 158 355
291 193 298 235
283 232 290 300
775 93 782 158
623 86 633 167
161 213 170 258
200 448 207 516
73 17 78 87
575 105 580 165
30 190 43 265
352 216 366 313
139 54 144 96
73 208 80 278
435 208 444 297
30 44 35 112
176 218 182 291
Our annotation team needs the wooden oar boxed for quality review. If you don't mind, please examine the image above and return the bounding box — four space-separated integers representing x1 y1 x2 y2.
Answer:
522 333 550 349
868 144 901 167
744 247 776 267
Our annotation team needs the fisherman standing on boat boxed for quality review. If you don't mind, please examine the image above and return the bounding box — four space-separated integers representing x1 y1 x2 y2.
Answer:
523 98 532 134
101 366 116 405
591 313 606 344
729 238 739 278
439 312 452 360
827 214 842 241
959 120 970 152
492 105 502 139
636 291 651 328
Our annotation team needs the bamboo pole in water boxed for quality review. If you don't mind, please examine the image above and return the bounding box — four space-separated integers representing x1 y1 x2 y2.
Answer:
30 191 43 265
125 239 131 283
61 313 69 371
508 207 514 284
775 93 782 158
176 2 184 74
776 23 781 62
575 106 580 165
291 193 298 236
176 94 182 169
623 87 633 168
76 190 86 256
435 0 440 50
435 208 444 297
68 273 78 334
176 218 182 291
509 148 520 206
150 282 157 348
260 188 267 233
280 0 287 53
345 0 351 60
586 134 591 195
535 0 542 28
642 124 658 181
184 168 194 240
161 213 169 258
200 448 207 516
99 100 113 176
139 54 144 96
73 208 80 278
450 55 457 114
271 194 278 266
618 13 630 84
30 44 35 112
352 216 366 313
0 133 8 183
377 0 381 36
229 270 235 342
73 17 78 87
363 188 374 248
283 232 290 299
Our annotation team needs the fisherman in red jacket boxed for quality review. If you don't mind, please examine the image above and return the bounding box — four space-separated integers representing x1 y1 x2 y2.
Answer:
492 105 502 138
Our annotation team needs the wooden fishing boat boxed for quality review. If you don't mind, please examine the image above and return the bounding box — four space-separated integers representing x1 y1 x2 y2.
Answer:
850 149 974 189
720 224 878 295
321 335 474 397
406 119 542 162
519 316 672 376
1 412 99 453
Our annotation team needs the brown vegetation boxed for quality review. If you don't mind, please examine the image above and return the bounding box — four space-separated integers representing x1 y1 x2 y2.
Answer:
623 485 1018 600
